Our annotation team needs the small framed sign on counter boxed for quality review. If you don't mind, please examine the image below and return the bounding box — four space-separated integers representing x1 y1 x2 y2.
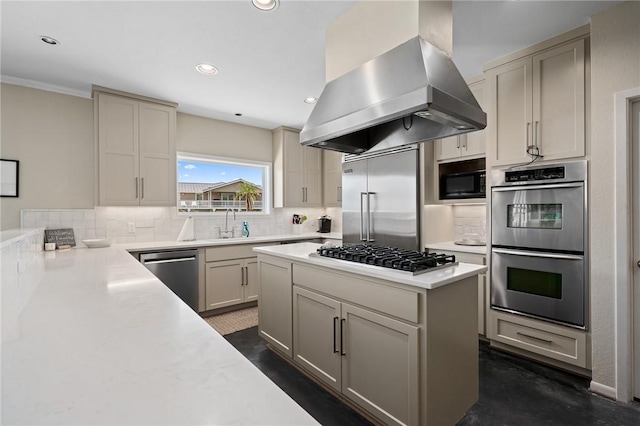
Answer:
45 228 76 248
0 159 19 197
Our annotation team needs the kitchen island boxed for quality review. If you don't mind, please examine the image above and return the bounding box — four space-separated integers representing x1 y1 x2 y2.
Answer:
1 235 318 425
254 242 487 426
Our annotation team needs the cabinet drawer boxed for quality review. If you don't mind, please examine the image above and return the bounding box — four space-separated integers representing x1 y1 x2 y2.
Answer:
206 242 277 261
292 264 419 323
491 311 587 368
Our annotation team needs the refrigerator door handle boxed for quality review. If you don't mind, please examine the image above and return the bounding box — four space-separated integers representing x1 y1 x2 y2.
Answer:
367 192 375 242
360 192 367 241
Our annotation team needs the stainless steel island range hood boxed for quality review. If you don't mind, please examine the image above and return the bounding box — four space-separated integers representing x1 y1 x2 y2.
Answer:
300 36 487 154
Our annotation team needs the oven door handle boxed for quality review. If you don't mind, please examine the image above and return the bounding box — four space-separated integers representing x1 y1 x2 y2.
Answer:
492 248 583 261
491 182 583 192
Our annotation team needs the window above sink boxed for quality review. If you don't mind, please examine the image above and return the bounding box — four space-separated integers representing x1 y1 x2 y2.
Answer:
177 152 271 216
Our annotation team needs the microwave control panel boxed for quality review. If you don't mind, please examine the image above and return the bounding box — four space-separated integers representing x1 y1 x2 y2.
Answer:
505 166 565 183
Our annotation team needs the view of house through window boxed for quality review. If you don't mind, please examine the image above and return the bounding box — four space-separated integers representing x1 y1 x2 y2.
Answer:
177 153 270 214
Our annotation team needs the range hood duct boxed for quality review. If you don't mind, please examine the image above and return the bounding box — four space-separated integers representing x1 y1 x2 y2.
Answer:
300 36 487 154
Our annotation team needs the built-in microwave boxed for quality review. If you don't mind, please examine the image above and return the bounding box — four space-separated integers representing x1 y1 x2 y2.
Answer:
439 169 486 200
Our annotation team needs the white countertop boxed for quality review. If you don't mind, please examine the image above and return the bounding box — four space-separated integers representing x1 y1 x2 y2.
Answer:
254 243 487 291
118 232 342 252
1 246 318 425
425 241 488 256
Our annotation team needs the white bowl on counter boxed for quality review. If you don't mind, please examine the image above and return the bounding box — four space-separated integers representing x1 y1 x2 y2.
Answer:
82 238 112 248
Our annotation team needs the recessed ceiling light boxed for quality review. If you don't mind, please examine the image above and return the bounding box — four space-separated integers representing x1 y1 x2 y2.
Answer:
304 97 318 104
196 64 218 75
40 36 60 46
252 0 278 11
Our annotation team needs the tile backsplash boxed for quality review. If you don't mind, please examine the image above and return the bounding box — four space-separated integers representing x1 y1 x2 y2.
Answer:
21 207 341 245
452 204 487 242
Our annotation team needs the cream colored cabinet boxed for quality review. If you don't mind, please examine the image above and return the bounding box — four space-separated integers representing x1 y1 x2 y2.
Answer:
293 285 419 426
204 244 275 311
293 286 342 392
489 310 588 369
427 248 487 336
260 257 479 425
272 127 322 208
323 150 343 207
487 38 585 166
258 256 293 357
436 78 487 162
205 257 257 310
96 91 176 206
341 302 419 426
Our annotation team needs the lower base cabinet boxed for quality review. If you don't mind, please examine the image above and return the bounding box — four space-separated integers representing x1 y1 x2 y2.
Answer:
489 310 588 369
293 286 419 426
258 257 293 357
258 254 480 426
204 243 277 311
205 258 257 309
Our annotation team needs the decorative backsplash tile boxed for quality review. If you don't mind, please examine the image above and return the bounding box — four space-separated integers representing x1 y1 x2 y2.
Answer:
21 207 341 245
452 204 487 242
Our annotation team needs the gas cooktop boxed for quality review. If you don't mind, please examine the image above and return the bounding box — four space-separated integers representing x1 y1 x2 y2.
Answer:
311 244 458 276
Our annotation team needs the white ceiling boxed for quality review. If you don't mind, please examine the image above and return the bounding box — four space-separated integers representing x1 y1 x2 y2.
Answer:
1 1 622 131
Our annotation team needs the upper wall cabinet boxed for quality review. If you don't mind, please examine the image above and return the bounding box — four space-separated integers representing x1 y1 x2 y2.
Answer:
323 150 343 207
272 127 322 208
436 77 487 162
94 89 177 206
486 35 586 166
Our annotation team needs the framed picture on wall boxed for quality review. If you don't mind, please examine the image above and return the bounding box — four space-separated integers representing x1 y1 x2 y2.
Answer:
0 159 19 197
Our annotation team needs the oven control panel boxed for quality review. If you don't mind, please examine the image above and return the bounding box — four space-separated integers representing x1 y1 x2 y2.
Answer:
505 166 565 183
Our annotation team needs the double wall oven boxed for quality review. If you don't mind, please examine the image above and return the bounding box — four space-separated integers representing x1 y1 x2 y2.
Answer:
491 161 588 329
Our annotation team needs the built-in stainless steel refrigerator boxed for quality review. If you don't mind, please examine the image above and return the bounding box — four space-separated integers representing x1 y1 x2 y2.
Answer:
342 145 421 250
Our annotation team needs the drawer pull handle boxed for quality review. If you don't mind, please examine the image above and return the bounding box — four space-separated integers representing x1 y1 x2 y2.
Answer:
517 331 553 344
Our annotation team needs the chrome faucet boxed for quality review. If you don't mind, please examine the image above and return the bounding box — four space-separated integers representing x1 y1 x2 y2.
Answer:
221 208 236 238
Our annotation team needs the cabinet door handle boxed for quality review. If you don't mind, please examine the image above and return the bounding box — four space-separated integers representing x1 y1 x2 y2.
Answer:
135 177 139 199
526 122 531 148
241 266 245 286
534 120 540 148
516 331 552 344
337 186 340 203
333 316 339 353
456 138 460 149
141 177 145 199
245 266 248 286
340 318 346 356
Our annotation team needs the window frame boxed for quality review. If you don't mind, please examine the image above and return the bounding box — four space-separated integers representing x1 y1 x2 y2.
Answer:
176 152 271 216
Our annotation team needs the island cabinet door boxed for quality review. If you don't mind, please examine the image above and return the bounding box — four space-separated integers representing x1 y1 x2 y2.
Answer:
258 257 293 358
341 303 420 426
292 286 342 392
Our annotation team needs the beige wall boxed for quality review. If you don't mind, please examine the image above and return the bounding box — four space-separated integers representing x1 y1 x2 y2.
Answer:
590 0 640 390
325 0 452 82
0 84 95 230
0 84 273 231
177 113 272 162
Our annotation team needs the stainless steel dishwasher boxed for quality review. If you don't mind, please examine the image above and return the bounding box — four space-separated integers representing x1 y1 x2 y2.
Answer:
140 249 199 311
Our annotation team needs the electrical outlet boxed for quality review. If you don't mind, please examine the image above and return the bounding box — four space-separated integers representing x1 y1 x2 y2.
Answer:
127 222 136 233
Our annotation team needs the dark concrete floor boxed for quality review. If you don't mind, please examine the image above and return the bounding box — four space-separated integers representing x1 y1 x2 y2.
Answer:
225 327 640 425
